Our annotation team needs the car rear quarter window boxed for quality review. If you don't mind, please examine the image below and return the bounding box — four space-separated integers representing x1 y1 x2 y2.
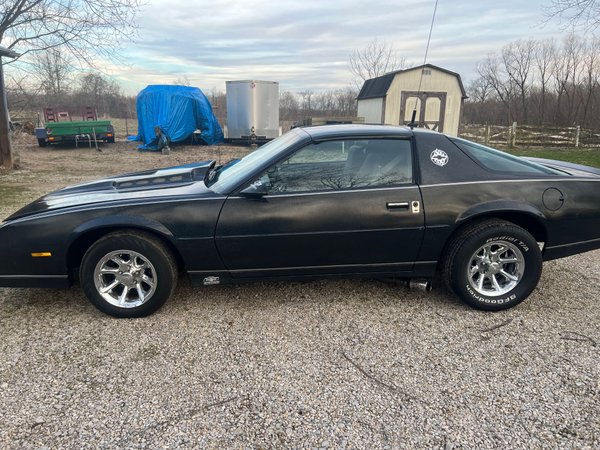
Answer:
450 137 564 176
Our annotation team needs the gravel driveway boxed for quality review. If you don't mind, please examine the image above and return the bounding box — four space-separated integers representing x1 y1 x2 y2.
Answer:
1 138 599 449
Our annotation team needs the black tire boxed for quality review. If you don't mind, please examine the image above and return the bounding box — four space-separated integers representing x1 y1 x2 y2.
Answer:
80 231 177 318
38 138 47 147
108 136 115 143
442 219 542 311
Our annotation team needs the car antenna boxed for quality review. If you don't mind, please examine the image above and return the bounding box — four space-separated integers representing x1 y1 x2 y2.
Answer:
409 0 439 129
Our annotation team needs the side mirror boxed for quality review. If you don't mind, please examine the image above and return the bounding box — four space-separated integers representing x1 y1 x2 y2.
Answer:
239 179 269 198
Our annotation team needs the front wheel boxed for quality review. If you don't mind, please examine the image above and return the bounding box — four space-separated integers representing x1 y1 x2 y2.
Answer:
80 231 177 317
442 219 542 311
38 138 47 147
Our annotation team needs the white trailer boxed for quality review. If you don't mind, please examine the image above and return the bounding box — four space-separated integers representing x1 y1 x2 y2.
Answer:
226 80 279 141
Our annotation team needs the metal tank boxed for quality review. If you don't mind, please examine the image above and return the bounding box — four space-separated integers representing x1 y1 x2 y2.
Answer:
226 80 279 141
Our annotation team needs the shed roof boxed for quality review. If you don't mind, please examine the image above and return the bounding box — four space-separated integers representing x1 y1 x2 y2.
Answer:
357 64 467 100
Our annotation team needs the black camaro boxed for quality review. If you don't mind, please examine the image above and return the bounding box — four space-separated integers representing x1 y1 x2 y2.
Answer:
1 125 599 317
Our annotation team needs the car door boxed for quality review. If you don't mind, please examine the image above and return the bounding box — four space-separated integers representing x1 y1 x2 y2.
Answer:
215 137 425 278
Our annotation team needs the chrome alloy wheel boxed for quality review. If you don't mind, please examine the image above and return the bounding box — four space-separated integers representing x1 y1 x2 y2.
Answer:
467 241 525 297
93 250 157 308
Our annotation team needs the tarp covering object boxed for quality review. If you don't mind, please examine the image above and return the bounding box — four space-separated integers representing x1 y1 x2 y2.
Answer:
131 85 223 147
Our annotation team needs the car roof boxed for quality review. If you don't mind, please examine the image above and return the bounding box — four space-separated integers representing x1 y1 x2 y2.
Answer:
300 124 418 140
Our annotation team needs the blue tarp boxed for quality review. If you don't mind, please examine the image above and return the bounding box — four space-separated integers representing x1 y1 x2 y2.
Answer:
131 85 223 148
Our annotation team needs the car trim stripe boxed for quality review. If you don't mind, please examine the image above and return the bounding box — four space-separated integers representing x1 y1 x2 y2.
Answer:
5 196 228 225
419 178 600 188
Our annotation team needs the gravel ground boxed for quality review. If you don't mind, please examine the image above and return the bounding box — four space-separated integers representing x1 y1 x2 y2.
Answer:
1 137 599 449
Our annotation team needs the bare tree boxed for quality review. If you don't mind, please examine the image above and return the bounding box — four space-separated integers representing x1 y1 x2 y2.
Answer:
349 38 406 88
545 0 600 31
534 39 556 124
279 88 358 123
464 33 600 128
581 36 600 125
0 0 142 65
76 72 121 116
502 40 535 122
552 34 585 123
32 48 71 96
279 91 299 121
333 87 359 116
299 89 314 117
477 55 515 123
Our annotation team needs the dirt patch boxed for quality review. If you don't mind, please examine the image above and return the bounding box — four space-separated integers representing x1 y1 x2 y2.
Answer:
0 133 251 221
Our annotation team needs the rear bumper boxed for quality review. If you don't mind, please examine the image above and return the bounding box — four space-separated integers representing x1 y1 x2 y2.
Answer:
543 237 600 261
47 133 113 143
0 275 70 288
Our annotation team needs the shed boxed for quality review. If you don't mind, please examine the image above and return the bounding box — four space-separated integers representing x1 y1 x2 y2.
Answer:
357 64 467 136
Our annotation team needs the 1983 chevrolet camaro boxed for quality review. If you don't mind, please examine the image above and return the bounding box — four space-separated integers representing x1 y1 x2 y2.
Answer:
1 125 599 317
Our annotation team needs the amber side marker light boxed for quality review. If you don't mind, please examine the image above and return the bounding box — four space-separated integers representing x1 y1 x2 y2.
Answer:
31 252 52 257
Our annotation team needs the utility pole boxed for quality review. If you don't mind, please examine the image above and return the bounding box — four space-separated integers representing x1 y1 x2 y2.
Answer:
0 46 22 169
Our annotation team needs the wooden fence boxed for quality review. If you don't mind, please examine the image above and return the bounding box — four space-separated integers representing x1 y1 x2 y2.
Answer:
459 123 600 148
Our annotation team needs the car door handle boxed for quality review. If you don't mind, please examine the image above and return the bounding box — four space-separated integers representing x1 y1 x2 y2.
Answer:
386 202 410 210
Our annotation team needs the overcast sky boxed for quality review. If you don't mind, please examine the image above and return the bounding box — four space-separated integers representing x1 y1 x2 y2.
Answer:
107 0 571 94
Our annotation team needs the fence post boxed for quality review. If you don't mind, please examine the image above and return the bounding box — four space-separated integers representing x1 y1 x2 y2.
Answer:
575 125 580 148
511 122 517 147
485 124 490 145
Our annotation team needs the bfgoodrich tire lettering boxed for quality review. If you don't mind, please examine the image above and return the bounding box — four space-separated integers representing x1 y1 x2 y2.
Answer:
443 219 542 311
80 231 177 318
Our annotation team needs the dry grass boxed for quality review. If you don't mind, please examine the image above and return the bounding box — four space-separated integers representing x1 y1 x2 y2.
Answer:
0 133 251 221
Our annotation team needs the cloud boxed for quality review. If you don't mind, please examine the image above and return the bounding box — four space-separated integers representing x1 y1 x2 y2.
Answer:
103 0 563 94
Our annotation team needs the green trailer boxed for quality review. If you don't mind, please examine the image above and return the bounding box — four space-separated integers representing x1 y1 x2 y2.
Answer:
35 120 115 147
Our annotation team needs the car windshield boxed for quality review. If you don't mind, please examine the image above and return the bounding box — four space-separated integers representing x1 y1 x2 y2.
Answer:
207 129 306 193
450 137 566 176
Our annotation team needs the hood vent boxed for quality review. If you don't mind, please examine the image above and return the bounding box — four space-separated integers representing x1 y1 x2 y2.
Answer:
115 173 192 190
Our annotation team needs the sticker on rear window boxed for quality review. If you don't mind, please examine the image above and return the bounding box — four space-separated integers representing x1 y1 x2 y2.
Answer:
430 149 449 167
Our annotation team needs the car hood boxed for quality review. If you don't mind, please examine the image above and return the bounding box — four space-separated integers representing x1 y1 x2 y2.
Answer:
5 160 216 221
522 157 600 177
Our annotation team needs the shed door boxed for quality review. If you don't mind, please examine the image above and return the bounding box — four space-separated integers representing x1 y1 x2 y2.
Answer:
400 91 446 132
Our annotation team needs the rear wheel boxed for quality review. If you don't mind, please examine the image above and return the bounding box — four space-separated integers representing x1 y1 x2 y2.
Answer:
80 231 177 317
37 138 47 147
442 219 542 311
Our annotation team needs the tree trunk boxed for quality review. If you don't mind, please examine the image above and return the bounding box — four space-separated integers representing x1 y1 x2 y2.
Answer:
0 59 14 169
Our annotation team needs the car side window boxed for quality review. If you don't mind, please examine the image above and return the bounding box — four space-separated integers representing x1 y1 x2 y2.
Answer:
261 138 412 194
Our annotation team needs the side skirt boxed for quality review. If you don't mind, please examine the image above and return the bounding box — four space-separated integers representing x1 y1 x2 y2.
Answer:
0 275 70 288
188 261 438 287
